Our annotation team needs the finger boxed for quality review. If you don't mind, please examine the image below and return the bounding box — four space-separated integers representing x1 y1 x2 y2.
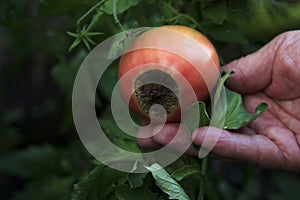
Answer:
263 31 300 99
152 124 198 155
136 125 161 148
192 127 287 170
222 33 284 94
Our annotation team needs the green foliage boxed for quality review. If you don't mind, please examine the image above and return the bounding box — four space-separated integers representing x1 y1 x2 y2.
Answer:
146 163 191 200
68 28 103 52
99 110 141 153
72 162 127 200
212 71 268 130
127 173 147 189
223 88 268 129
171 165 201 182
52 50 88 97
98 61 119 102
183 101 210 133
184 71 268 132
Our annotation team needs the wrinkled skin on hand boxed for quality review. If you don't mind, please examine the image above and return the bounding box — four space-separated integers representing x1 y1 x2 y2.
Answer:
137 30 300 171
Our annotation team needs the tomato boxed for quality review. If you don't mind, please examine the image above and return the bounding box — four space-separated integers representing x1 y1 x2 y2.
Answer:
118 25 220 123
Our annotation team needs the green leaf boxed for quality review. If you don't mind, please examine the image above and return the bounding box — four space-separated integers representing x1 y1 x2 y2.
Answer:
68 37 82 52
112 138 141 153
171 165 201 182
85 31 103 36
99 107 141 153
52 49 87 97
100 118 135 141
115 184 159 200
82 38 91 51
210 71 232 128
183 101 210 133
98 62 118 102
202 1 228 25
101 0 139 15
127 173 147 189
204 24 249 44
72 162 127 200
211 71 268 130
146 163 191 200
67 31 78 37
223 88 268 130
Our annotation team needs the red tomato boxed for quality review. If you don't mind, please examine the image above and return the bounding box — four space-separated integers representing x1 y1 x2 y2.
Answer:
118 25 220 123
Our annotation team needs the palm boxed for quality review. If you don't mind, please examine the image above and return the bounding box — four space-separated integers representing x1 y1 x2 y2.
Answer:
241 93 300 170
237 31 300 169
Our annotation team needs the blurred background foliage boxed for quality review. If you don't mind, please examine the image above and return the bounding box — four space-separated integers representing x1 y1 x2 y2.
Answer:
0 0 300 199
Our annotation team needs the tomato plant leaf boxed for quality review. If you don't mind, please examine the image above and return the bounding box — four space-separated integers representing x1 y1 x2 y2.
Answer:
72 162 127 200
171 165 201 182
99 117 141 153
127 173 148 189
183 101 210 133
82 38 91 51
146 163 191 200
209 71 232 128
211 71 268 130
223 88 268 130
52 50 87 97
98 61 118 101
99 110 136 141
202 1 228 25
68 37 82 52
204 24 249 44
112 138 142 153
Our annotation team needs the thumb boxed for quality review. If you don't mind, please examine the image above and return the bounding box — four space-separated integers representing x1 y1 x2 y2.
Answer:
222 35 283 94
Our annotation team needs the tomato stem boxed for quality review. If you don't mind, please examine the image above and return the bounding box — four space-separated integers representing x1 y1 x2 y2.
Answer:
198 156 208 200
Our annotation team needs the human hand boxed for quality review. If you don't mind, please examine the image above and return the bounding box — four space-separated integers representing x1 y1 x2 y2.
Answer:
137 30 300 171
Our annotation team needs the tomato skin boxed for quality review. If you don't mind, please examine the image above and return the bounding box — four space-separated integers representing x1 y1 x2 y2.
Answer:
118 25 220 122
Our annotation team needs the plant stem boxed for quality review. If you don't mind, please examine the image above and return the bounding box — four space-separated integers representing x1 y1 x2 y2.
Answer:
198 156 208 200
76 0 105 31
113 0 125 32
162 2 200 29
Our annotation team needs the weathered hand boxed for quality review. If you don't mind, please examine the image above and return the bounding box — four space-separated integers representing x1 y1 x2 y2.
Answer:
137 31 300 171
